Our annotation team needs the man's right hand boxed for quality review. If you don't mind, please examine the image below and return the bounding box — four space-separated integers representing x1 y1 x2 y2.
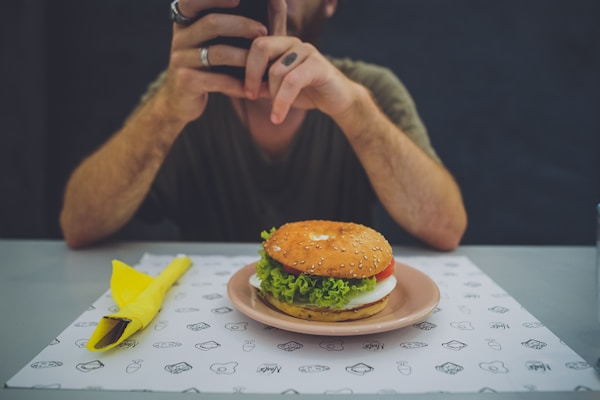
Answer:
162 0 285 124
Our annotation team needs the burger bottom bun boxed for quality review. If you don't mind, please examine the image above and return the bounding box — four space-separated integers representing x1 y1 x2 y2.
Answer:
261 292 389 322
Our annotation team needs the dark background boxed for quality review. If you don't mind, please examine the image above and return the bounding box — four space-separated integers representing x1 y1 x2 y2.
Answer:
1 0 599 245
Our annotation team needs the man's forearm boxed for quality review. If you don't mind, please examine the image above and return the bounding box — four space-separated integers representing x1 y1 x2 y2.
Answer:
333 84 467 250
60 94 186 249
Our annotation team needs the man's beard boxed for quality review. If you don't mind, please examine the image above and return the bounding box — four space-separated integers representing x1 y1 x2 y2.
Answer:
286 2 328 47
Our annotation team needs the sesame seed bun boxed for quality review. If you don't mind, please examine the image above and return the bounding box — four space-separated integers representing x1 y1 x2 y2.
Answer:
263 220 393 279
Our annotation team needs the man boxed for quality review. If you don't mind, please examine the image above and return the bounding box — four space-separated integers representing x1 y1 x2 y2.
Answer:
60 0 467 250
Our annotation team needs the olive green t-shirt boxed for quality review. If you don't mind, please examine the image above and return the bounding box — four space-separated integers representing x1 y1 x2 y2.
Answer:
136 57 438 242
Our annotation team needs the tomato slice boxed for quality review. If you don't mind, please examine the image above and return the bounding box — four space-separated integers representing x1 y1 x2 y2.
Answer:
374 258 395 282
281 264 303 275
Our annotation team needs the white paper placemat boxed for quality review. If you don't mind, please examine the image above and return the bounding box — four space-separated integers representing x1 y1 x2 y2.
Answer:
6 254 600 394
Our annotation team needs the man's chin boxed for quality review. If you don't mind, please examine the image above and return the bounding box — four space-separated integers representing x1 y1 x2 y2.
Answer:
286 17 327 46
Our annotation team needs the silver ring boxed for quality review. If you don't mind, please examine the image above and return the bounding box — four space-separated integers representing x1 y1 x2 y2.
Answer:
199 47 210 68
170 0 194 27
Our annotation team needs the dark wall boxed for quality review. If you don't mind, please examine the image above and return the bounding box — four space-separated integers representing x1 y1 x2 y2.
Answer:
1 0 599 245
43 1 172 240
321 0 600 245
1 1 48 238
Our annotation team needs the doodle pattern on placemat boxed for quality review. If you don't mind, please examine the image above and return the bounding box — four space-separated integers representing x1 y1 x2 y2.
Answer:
6 254 600 394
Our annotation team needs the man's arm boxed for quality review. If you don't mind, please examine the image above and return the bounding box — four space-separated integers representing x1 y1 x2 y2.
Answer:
332 83 467 251
61 57 256 249
60 93 187 249
60 1 281 248
245 37 467 250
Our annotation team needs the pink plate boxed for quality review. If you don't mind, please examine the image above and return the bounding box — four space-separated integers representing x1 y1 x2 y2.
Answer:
227 261 439 336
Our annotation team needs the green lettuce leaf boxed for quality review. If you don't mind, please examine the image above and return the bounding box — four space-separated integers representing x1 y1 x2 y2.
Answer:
256 229 376 309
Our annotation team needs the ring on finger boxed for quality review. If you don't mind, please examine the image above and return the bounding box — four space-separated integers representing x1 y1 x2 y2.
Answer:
170 0 195 27
199 47 211 68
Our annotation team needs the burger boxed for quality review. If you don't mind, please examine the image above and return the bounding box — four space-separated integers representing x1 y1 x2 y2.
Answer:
250 220 397 322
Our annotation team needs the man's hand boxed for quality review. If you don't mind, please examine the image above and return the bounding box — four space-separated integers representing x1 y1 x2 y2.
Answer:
243 35 359 125
163 0 286 123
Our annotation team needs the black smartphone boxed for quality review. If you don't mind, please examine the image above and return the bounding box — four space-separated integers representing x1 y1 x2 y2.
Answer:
198 0 270 80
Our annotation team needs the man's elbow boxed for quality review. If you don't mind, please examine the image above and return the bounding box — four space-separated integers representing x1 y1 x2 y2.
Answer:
431 232 463 252
61 226 91 250
60 213 96 249
422 212 468 252
441 217 467 251
63 233 91 250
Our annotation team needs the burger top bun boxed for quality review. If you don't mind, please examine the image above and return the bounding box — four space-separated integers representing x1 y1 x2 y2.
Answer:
263 220 393 279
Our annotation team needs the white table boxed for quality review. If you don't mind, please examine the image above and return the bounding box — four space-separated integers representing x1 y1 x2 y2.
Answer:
1 240 598 399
